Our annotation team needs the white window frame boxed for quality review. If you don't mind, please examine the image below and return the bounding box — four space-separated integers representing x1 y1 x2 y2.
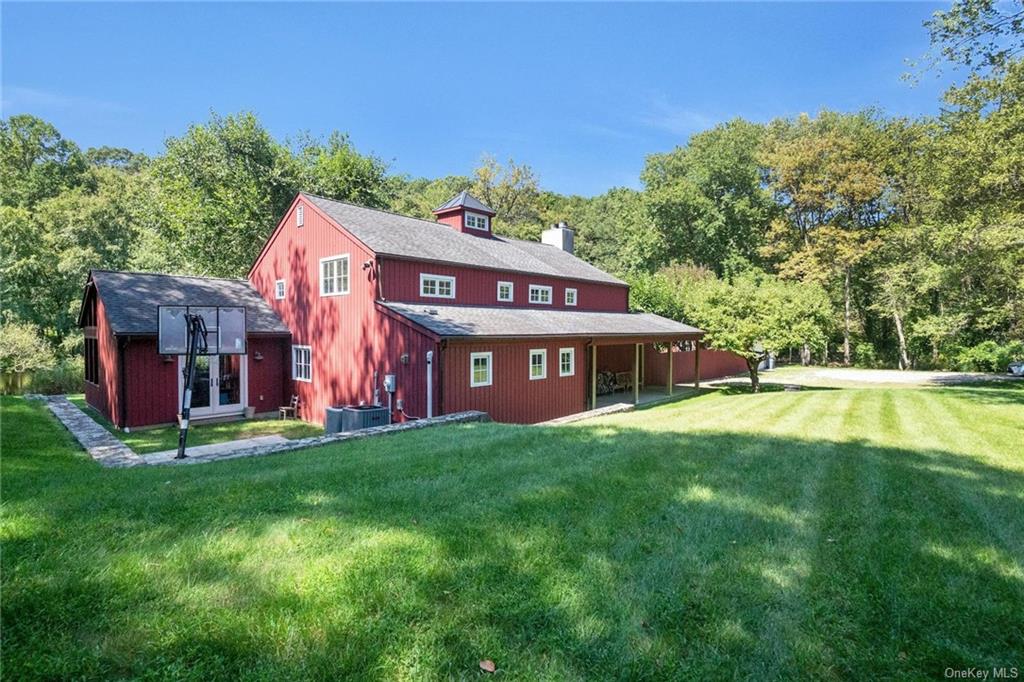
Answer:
559 347 575 377
296 204 304 227
420 273 456 299
275 279 286 300
292 345 312 383
319 254 350 297
470 351 492 387
529 284 553 305
565 287 577 306
529 348 547 380
497 280 514 302
464 211 490 231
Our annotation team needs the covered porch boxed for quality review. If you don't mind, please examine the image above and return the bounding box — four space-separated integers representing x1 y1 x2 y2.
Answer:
587 335 705 410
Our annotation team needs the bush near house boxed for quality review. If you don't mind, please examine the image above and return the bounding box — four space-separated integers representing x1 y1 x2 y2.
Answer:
954 340 1024 373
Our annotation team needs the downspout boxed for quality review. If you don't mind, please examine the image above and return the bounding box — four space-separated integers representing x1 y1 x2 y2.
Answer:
118 337 129 430
437 340 446 416
375 256 386 302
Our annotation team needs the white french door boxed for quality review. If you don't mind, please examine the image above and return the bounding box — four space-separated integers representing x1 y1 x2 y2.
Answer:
177 354 248 418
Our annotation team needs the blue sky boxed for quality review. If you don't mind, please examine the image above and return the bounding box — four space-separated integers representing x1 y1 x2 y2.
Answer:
3 2 956 196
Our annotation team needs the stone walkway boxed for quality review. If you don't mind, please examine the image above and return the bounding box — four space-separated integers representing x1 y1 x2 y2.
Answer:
31 395 145 468
144 435 289 464
148 410 490 466
30 394 489 468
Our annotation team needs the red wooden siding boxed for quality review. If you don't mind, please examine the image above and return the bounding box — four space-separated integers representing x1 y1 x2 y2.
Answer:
381 257 628 312
84 293 121 425
247 337 289 416
442 339 588 423
122 337 178 428
115 335 289 429
596 345 638 375
643 346 748 385
249 197 439 425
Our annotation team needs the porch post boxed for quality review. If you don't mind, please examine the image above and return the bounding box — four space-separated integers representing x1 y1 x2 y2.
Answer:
590 344 597 409
694 340 701 389
667 343 673 396
634 343 640 404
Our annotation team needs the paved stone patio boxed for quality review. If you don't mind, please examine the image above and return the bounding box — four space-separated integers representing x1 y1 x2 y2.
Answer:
30 394 489 468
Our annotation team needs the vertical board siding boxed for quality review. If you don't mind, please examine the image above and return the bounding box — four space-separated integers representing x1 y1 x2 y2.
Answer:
596 345 638 374
643 347 748 385
84 295 120 426
381 258 628 312
124 337 178 428
121 335 290 428
249 198 437 425
442 339 587 423
247 337 289 415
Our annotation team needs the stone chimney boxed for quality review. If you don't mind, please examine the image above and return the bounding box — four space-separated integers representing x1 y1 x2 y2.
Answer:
541 222 574 255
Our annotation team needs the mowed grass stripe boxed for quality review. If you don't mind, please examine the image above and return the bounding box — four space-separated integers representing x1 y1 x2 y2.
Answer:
3 383 1023 680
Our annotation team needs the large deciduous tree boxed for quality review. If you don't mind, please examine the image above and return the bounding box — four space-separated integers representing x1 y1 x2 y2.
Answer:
642 119 776 273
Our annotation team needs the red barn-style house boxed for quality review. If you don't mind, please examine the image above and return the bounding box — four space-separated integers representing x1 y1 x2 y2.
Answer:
79 192 745 429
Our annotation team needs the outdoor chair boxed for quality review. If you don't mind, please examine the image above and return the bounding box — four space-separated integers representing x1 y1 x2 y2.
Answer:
279 395 299 420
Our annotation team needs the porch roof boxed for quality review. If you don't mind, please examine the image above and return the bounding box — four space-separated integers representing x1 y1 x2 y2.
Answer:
382 302 702 340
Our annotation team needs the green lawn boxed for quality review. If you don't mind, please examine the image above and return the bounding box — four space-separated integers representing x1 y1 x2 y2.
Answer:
3 383 1022 680
66 395 322 453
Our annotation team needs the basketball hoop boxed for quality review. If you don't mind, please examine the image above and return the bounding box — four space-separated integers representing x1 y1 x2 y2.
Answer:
158 305 247 458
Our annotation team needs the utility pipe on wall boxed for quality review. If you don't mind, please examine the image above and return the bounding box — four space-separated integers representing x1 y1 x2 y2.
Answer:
426 350 434 418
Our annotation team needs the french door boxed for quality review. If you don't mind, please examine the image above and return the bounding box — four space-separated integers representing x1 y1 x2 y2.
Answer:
177 354 247 418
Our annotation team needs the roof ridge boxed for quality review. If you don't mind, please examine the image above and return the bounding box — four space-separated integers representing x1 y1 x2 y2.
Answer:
301 192 450 230
92 269 248 283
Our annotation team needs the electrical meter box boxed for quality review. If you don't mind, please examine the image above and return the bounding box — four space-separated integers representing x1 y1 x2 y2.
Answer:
383 374 396 393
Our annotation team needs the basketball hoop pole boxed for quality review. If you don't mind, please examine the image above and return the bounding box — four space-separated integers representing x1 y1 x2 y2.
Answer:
175 314 208 459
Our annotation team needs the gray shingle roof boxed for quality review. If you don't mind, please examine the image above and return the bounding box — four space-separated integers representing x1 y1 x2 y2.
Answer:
383 302 703 339
303 193 625 286
433 190 496 215
89 270 289 336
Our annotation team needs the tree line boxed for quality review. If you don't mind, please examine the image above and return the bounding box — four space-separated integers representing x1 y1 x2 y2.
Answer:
1 0 1021 388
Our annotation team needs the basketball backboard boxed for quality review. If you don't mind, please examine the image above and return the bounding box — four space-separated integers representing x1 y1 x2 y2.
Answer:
158 305 247 355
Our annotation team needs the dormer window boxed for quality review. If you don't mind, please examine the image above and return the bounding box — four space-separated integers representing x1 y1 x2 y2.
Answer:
296 204 304 227
565 288 577 306
465 212 489 231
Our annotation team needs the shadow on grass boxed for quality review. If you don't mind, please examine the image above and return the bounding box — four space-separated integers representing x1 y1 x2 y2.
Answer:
2 397 1023 679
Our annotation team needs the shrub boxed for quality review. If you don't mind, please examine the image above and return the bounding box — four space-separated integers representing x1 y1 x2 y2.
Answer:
31 357 84 394
954 340 1024 373
0 322 57 393
853 341 877 368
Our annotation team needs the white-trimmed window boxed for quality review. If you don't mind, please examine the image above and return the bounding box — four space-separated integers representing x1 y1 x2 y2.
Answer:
275 279 286 300
529 348 547 380
319 255 350 296
497 281 513 302
292 345 312 382
296 204 304 227
529 285 553 305
465 212 489 231
470 352 492 387
565 288 577 306
420 273 455 299
559 347 575 377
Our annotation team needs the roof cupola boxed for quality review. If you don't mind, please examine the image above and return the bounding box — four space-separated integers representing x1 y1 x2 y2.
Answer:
433 191 497 237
